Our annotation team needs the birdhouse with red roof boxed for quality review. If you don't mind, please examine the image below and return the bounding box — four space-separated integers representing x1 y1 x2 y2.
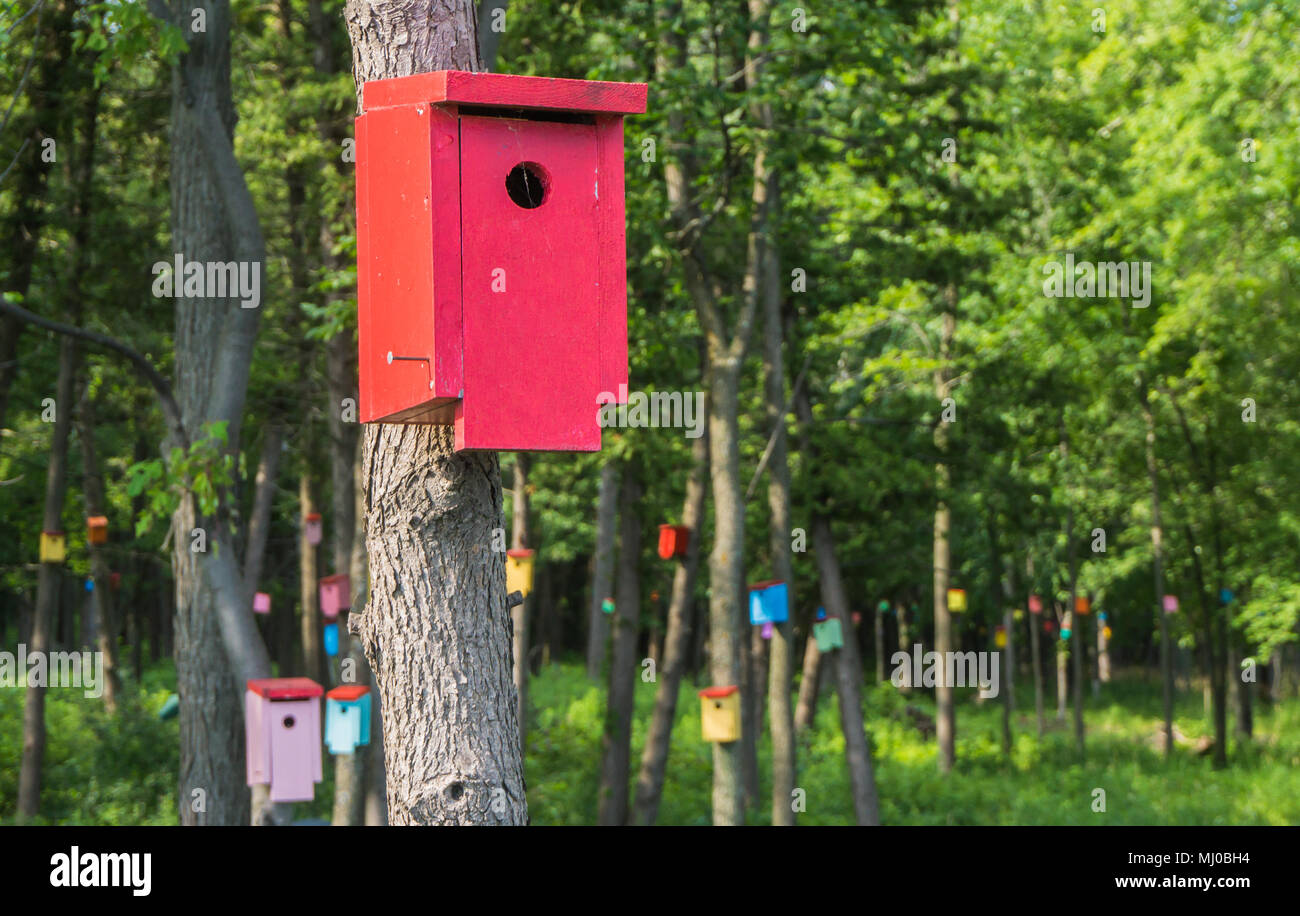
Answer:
244 678 324 803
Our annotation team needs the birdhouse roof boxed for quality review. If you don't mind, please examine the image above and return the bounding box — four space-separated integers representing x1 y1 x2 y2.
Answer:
361 71 648 116
304 513 322 522
326 685 370 702
87 515 108 526
698 685 739 699
247 677 323 700
506 549 535 558
748 579 785 592
320 573 350 585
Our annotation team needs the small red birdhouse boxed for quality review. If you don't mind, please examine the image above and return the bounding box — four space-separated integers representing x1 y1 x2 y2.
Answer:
354 71 648 452
657 524 690 560
1028 594 1042 614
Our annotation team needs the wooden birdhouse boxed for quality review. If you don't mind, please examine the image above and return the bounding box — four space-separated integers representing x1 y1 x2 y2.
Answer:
39 530 65 564
1102 625 1113 641
244 678 324 803
253 592 271 615
947 588 967 613
1028 594 1042 614
814 616 844 652
994 625 1007 648
304 512 323 546
86 516 108 545
109 571 121 591
323 622 339 658
657 524 690 559
601 597 615 615
748 580 788 626
1163 594 1178 613
1075 596 1091 615
1219 588 1235 605
325 685 372 756
698 685 741 743
354 71 648 452
506 549 535 597
319 573 351 619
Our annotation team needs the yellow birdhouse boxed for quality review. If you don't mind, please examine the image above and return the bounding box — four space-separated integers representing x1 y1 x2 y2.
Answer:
39 530 66 564
506 549 535 597
994 625 1007 648
87 516 108 545
698 686 741 743
947 588 967 613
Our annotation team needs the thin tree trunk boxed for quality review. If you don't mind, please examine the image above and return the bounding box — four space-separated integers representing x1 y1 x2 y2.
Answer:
794 630 822 732
77 390 122 713
598 467 641 825
1138 383 1174 758
17 337 76 818
633 420 708 825
1027 557 1044 737
933 307 956 773
300 474 324 685
586 461 619 678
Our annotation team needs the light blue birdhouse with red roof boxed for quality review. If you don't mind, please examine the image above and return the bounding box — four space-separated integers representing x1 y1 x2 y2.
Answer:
325 685 372 755
748 579 788 626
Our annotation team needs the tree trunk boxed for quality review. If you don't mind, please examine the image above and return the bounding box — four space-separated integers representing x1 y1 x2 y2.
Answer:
598 467 641 825
794 632 822 732
586 461 620 678
1138 383 1174 758
17 337 76 819
300 474 325 685
933 308 956 773
633 419 707 825
77 391 122 713
511 455 531 753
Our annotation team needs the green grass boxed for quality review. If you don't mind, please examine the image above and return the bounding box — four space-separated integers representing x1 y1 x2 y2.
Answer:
3 659 1298 824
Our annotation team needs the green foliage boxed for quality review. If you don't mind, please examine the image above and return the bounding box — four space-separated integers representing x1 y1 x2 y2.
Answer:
125 422 233 534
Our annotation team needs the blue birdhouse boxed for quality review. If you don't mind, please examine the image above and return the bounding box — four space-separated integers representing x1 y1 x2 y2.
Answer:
323 623 339 657
325 685 372 755
748 580 789 626
1219 588 1235 605
814 606 827 622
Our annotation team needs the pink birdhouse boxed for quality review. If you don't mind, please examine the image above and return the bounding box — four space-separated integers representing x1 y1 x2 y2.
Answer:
244 678 324 803
319 574 351 619
253 592 271 615
354 71 647 452
304 512 323 546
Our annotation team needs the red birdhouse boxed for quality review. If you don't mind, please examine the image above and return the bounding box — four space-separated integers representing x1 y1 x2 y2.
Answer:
354 71 648 452
657 524 690 560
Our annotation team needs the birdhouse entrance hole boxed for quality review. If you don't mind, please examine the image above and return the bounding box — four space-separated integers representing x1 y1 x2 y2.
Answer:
506 162 549 209
283 715 296 729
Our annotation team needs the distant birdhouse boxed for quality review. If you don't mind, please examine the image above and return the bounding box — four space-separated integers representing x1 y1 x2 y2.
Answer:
253 592 272 615
748 580 788 626
657 524 690 560
814 616 844 652
698 685 741 743
319 574 351 619
947 588 967 613
506 549 535 597
602 597 615 615
994 625 1007 648
852 611 862 626
1061 627 1072 640
877 600 890 614
1043 619 1056 635
244 678 324 803
1028 594 1042 614
760 621 774 640
1075 596 1091 615
354 71 648 452
1162 594 1179 613
325 685 372 756
323 623 339 657
86 516 108 545
1219 588 1235 605
109 571 121 591
815 606 827 621
39 531 66 564
1102 625 1113 641
304 512 323 546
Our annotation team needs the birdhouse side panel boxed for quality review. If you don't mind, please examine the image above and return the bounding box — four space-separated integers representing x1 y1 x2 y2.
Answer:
357 103 463 424
596 115 628 400
455 115 602 452
244 690 270 786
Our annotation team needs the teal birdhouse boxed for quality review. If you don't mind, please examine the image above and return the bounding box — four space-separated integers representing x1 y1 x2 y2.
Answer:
748 580 788 626
325 685 372 755
813 616 843 652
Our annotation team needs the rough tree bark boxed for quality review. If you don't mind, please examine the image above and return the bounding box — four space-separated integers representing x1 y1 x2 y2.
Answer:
344 0 525 824
633 418 708 825
793 633 822 732
511 454 531 753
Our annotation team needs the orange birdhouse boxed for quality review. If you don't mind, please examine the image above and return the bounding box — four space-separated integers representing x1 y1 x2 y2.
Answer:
657 524 690 560
1075 596 1091 615
87 516 108 545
